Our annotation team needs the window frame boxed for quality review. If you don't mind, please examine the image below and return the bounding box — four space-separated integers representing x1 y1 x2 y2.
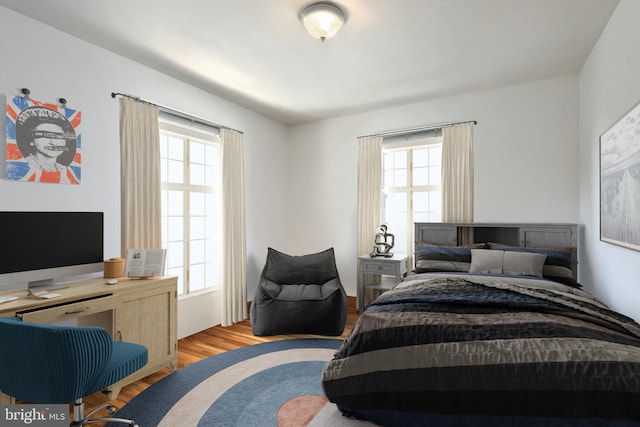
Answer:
382 136 443 264
159 121 222 297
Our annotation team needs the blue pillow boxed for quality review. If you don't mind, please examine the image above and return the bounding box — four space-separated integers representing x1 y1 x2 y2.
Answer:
414 243 486 273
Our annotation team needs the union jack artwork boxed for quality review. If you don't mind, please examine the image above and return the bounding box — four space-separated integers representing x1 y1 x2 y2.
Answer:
6 96 81 184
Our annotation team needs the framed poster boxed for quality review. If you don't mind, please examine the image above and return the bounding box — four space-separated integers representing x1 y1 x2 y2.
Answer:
600 99 640 251
6 96 81 184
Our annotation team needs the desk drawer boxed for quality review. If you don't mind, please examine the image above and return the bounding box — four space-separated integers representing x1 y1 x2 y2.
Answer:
362 261 397 275
19 296 115 324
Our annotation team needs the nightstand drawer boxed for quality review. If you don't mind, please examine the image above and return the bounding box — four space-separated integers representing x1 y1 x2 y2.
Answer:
362 261 397 275
358 253 408 313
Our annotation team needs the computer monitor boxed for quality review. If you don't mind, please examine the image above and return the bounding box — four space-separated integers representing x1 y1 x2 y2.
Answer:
0 211 104 291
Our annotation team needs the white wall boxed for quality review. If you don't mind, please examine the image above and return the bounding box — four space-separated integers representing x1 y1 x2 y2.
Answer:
579 0 640 322
0 7 290 337
288 75 580 296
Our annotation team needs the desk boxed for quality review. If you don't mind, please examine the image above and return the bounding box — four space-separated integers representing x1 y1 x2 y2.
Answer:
0 276 177 403
358 254 408 312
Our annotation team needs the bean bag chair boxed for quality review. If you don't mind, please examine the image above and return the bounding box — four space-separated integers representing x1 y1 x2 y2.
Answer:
250 247 348 336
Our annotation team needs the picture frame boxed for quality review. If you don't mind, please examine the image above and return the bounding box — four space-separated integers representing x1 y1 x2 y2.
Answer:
5 95 82 185
600 99 640 252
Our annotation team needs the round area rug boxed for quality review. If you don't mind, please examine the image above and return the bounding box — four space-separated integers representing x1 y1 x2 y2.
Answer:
108 338 374 427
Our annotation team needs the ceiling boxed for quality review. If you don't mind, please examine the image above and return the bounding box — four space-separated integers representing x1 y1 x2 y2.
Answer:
0 0 619 125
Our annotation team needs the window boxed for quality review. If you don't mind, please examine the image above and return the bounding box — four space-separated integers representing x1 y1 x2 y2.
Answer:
382 137 442 258
159 122 221 296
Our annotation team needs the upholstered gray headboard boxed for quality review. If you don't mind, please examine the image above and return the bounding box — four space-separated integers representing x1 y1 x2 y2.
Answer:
414 222 578 279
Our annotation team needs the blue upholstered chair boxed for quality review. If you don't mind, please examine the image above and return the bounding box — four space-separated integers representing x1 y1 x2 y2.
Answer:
0 317 148 426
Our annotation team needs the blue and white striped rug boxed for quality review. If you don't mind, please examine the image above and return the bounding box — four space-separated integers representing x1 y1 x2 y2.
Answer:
108 338 375 427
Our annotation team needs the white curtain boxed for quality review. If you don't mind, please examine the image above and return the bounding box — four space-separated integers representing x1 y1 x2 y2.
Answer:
357 136 383 257
220 128 247 326
357 136 383 309
119 98 161 257
442 122 474 224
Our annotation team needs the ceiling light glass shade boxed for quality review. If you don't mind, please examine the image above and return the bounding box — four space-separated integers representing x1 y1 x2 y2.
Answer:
299 2 346 42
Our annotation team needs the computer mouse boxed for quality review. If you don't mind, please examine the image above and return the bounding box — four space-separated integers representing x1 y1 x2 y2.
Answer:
107 279 118 285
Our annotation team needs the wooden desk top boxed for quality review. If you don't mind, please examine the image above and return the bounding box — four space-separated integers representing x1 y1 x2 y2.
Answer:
0 276 176 316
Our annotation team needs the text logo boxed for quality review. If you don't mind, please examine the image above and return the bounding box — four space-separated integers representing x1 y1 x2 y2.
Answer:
0 405 67 426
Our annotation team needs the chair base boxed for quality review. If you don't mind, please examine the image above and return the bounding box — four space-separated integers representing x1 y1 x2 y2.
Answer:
71 399 138 427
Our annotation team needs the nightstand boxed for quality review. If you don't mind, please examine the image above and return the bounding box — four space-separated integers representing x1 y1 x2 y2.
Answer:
357 253 409 312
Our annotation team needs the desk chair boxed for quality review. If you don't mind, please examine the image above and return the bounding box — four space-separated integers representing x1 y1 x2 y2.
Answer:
0 317 148 426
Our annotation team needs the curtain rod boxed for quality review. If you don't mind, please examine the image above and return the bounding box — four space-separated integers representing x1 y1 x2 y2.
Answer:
359 119 477 139
110 92 243 134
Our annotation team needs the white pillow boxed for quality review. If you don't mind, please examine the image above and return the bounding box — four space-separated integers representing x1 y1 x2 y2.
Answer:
469 249 503 274
470 249 547 277
502 251 547 277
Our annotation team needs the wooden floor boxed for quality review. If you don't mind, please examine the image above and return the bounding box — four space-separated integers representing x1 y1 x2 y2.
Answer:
84 297 359 422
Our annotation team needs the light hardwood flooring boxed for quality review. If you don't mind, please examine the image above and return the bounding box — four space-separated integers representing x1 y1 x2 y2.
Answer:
84 297 359 421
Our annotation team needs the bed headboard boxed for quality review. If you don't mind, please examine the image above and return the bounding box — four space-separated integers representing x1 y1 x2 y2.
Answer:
414 222 578 279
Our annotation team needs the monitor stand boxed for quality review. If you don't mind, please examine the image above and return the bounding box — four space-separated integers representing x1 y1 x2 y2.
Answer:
28 279 68 292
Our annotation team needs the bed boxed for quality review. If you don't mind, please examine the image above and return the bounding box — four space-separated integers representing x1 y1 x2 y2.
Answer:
322 223 640 426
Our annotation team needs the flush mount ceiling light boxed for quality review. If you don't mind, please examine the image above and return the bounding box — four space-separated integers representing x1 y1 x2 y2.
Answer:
299 2 347 42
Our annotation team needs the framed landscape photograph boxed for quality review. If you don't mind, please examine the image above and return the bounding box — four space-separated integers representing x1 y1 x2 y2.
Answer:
600 99 640 252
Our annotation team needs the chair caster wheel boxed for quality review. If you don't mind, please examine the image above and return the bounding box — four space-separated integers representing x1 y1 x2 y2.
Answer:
106 405 117 416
